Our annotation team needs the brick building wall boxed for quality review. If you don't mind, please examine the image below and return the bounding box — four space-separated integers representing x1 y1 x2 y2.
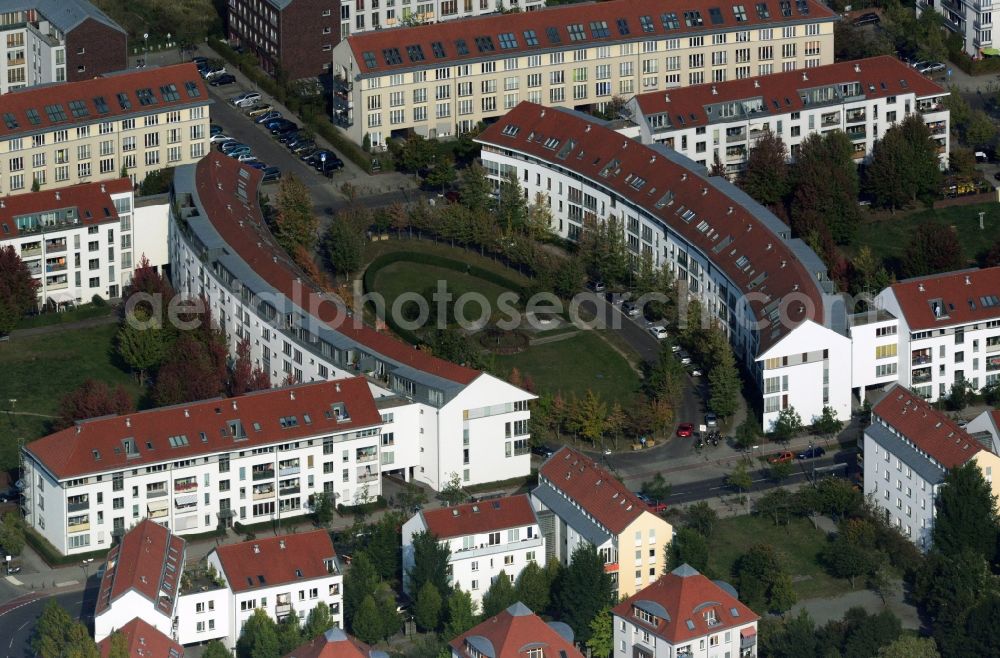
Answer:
65 17 127 81
278 0 338 79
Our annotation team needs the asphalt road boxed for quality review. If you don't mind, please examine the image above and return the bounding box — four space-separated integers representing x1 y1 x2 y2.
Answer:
0 589 89 657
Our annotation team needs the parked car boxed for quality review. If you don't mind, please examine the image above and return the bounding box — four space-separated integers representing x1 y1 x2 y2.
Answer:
687 364 703 377
587 280 606 292
917 61 945 74
246 161 268 170
209 74 236 86
226 147 252 159
209 124 224 136
852 12 880 26
278 130 302 144
797 446 827 460
768 451 795 465
976 151 990 163
236 153 257 162
191 56 209 65
705 412 718 428
203 67 227 79
255 111 282 125
304 150 334 167
261 166 281 182
676 350 692 365
676 423 694 438
645 500 668 513
231 91 261 106
270 122 298 135
247 105 275 118
210 133 232 144
318 158 345 176
264 118 292 131
220 141 248 154
649 325 669 340
531 444 555 458
621 301 640 317
291 141 316 154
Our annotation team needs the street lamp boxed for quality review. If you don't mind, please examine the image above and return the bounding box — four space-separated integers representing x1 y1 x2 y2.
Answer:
142 32 148 68
81 557 93 583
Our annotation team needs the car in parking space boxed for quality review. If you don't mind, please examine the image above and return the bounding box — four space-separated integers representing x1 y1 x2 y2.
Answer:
296 146 318 160
261 166 281 182
291 141 316 154
676 422 694 438
286 134 311 149
247 104 274 118
191 56 209 66
645 500 668 514
203 67 227 80
621 301 640 317
226 147 252 159
767 451 795 465
264 118 294 131
917 61 945 74
210 133 231 144
705 412 718 429
531 444 555 458
270 122 298 135
318 158 344 176
649 325 669 340
210 124 224 136
671 344 682 353
246 161 267 170
278 130 302 144
231 91 261 106
852 12 880 26
236 152 257 162
676 350 692 365
221 142 249 155
687 365 703 377
797 446 827 460
304 150 334 167
587 280 606 292
216 138 239 151
255 111 282 125
209 74 236 86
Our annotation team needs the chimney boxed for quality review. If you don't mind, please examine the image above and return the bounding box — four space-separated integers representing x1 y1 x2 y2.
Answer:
76 426 81 435
272 256 277 263
766 242 772 250
727 206 734 215
100 183 106 193
650 155 656 163
781 260 787 268
701 187 708 196
585 124 591 132
540 109 546 117
622 140 628 149
793 284 799 291
232 400 238 410
681 172 688 181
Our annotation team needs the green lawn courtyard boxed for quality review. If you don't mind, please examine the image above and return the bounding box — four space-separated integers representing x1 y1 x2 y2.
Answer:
371 261 517 315
0 323 142 471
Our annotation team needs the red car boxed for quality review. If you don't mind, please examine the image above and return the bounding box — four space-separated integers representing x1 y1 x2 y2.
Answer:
676 423 694 437
767 451 795 465
646 501 668 513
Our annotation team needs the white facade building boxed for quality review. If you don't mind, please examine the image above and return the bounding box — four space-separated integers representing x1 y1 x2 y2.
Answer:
0 179 168 307
168 153 534 492
612 564 759 658
203 531 343 649
339 0 544 39
22 378 390 556
863 384 1000 549
917 0 994 58
401 494 543 608
626 55 950 176
477 102 844 430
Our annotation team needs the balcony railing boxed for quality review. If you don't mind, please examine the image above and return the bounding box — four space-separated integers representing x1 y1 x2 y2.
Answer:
147 488 168 498
986 342 1000 353
253 487 275 500
44 242 66 252
279 486 301 496
845 111 866 124
252 469 275 481
148 506 168 519
912 371 932 384
357 471 379 483
174 481 198 492
68 521 90 533
726 131 746 143
821 114 841 126
356 452 378 464
67 500 89 513
846 129 867 141
46 279 68 290
278 465 300 476
45 263 67 273
453 536 544 560
912 354 932 365
21 246 41 257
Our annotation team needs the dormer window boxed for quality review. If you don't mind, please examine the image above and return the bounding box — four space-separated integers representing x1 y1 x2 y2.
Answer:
633 606 658 625
704 608 719 626
526 649 543 658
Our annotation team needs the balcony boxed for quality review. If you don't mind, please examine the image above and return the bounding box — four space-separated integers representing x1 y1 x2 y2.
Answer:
912 351 932 366
252 468 275 481
986 341 1000 353
67 499 89 513
912 368 932 384
988 355 1000 372
453 536 544 560
21 245 41 257
821 113 841 127
845 110 866 124
26 263 41 276
174 480 198 493
253 485 275 500
46 278 68 290
355 449 378 464
726 130 747 143
846 128 867 141
147 488 168 498
44 241 66 253
279 485 300 496
974 0 993 10
357 469 379 484
7 57 24 66
975 17 993 30
45 262 67 273
278 462 300 477
148 500 169 519
604 562 619 573
67 520 90 533
276 602 293 619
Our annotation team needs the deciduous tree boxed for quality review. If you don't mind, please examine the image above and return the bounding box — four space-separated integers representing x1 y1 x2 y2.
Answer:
303 602 333 639
323 213 366 279
902 222 963 278
277 612 303 655
739 130 790 207
771 406 803 443
409 530 452 598
514 561 551 614
0 245 37 335
667 527 710 573
481 570 518 618
733 544 796 614
876 636 940 658
56 379 134 429
444 588 477 637
933 461 1000 561
684 502 719 538
202 641 231 658
273 175 319 254
235 608 280 658
351 595 383 645
586 607 614 658
791 132 861 245
116 309 169 382
553 543 613 643
414 581 443 632
344 552 379 631
708 343 740 420
230 336 270 395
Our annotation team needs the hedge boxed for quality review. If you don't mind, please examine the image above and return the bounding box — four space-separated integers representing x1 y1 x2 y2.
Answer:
948 49 1000 76
336 495 388 516
25 526 106 567
207 39 382 175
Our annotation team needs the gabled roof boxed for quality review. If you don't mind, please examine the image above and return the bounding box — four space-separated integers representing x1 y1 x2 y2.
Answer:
214 530 337 593
871 384 983 469
888 266 1000 331
0 178 132 239
25 378 381 480
0 63 208 140
612 564 758 644
95 519 186 618
449 602 585 658
632 55 946 129
183 153 482 386
535 447 647 535
477 102 825 353
5 0 125 34
346 0 835 76
420 494 537 540
97 617 184 658
283 627 383 658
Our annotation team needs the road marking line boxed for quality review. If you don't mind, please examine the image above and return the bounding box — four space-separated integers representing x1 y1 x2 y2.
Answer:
54 580 79 587
3 576 21 586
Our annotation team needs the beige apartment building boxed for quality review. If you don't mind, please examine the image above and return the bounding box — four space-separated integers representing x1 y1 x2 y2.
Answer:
0 63 211 195
332 0 837 148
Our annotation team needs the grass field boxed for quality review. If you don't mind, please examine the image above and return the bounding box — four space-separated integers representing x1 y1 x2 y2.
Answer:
853 202 1000 273
0 323 142 471
707 514 854 601
15 303 114 330
371 261 519 315
495 330 640 406
364 238 532 287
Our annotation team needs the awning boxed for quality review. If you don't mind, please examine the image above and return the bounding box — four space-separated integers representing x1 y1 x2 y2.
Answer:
47 290 75 304
740 628 757 638
174 493 198 507
147 500 168 512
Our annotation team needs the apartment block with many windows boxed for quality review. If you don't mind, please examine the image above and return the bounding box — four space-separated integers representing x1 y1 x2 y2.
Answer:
168 153 534 495
917 0 994 58
0 179 169 306
863 385 1000 549
333 0 836 148
0 0 127 94
401 494 543 607
339 0 544 40
227 0 340 79
626 55 950 176
0 63 210 194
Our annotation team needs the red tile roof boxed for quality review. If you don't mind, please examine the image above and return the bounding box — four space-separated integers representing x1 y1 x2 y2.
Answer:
0 64 209 139
0 178 132 238
420 494 537 539
449 602 585 658
95 519 186 618
872 384 982 469
25 378 381 480
97 617 184 658
537 447 647 534
888 267 1000 331
193 153 481 385
632 55 946 128
283 628 374 658
612 565 758 644
214 530 337 593
346 0 835 75
477 102 824 353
